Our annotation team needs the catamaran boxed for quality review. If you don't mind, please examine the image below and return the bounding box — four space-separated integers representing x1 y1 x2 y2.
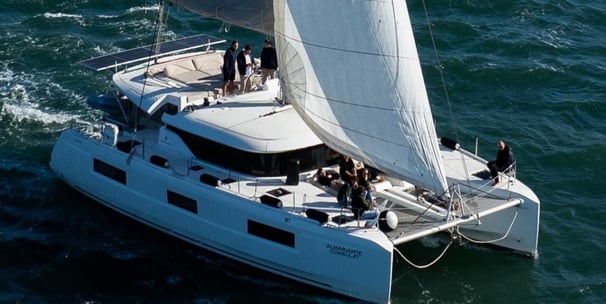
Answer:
50 1 539 303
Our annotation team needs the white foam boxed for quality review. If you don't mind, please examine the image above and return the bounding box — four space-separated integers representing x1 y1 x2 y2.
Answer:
42 12 87 26
0 64 102 133
126 4 160 14
0 82 75 125
43 12 83 20
0 66 14 82
97 14 118 19
93 44 123 56
1 101 74 125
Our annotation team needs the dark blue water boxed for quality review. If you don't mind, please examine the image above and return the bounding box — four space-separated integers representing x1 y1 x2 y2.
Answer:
1 0 605 303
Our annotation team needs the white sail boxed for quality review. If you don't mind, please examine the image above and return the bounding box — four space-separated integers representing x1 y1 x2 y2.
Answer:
167 0 274 36
274 0 448 194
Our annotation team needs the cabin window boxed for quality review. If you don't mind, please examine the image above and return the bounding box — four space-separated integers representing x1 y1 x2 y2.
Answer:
93 159 126 184
247 220 295 248
167 190 198 214
166 125 340 177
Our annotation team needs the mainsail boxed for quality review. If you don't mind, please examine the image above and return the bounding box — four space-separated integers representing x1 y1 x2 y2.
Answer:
167 0 448 194
167 0 274 36
275 0 448 194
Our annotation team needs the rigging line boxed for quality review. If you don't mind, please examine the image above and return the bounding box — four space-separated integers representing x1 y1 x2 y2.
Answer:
457 209 519 244
395 198 452 240
133 0 166 134
393 202 438 242
419 0 459 143
419 0 476 185
393 238 453 269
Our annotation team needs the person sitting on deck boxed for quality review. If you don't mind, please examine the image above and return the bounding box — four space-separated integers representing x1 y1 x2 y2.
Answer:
349 176 374 219
357 167 375 201
316 168 340 187
487 140 515 186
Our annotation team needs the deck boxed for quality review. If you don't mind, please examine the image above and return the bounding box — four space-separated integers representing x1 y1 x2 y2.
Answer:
116 124 523 248
103 48 530 250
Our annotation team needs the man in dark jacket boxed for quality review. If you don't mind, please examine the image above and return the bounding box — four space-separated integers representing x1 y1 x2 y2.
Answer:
487 140 514 185
338 154 356 185
236 44 253 93
260 38 278 84
222 40 239 95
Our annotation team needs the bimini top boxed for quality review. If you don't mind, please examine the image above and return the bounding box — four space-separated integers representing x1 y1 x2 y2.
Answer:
79 34 225 71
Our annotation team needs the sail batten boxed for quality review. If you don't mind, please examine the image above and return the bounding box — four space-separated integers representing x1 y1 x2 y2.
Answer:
276 0 449 194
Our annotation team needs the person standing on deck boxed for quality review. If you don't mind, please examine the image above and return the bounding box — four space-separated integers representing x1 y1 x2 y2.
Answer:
260 38 278 84
222 40 239 95
236 44 253 93
339 155 356 185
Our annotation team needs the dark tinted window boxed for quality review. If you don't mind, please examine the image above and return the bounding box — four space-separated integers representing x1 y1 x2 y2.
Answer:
93 159 126 184
247 220 295 248
167 190 198 214
167 125 339 176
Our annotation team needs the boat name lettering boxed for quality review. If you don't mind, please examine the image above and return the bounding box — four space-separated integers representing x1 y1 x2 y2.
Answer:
326 244 362 259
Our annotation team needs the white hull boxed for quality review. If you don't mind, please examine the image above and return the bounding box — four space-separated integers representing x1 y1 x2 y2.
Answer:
442 148 540 257
381 145 540 258
458 205 540 257
51 130 393 303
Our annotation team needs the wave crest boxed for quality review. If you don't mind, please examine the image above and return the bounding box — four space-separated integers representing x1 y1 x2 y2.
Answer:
43 12 83 19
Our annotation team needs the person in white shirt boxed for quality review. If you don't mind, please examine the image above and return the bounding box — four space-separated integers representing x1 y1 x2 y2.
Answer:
236 44 254 93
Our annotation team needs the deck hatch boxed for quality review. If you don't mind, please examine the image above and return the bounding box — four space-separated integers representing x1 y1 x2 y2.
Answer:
247 220 295 248
266 188 291 197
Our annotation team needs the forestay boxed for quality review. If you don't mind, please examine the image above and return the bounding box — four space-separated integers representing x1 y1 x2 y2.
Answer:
274 0 448 194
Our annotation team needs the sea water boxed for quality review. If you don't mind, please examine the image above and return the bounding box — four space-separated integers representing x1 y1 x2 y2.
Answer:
1 0 605 303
